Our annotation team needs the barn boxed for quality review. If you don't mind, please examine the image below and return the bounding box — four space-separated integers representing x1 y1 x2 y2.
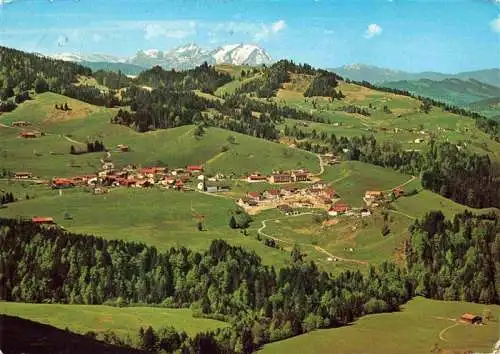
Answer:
460 313 482 325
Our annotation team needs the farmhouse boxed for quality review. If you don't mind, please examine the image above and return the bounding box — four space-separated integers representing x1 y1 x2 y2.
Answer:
32 217 54 224
15 172 32 179
19 131 38 138
365 191 384 200
328 202 349 216
264 189 282 200
270 173 291 184
392 187 404 199
51 178 74 189
291 171 309 182
247 192 262 202
460 313 482 325
360 209 372 217
247 174 268 183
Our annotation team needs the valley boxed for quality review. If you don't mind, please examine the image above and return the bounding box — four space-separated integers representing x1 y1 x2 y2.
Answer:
0 43 499 354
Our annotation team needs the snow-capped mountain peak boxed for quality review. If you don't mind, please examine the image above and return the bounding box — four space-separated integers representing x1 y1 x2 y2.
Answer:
50 43 272 70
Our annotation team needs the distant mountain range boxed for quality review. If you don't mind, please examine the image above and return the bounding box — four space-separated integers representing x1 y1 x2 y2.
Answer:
330 64 500 87
50 43 272 74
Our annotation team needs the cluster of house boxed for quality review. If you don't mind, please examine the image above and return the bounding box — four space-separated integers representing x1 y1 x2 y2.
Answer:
41 164 209 192
247 169 310 184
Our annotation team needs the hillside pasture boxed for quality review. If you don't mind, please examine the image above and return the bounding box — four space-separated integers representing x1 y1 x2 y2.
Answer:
260 297 500 354
0 302 227 338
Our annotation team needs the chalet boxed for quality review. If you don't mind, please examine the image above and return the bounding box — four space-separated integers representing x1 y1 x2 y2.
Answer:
247 192 262 202
277 204 294 215
139 167 157 178
15 172 32 179
71 176 88 185
120 179 137 187
162 176 176 186
51 178 74 189
205 181 230 193
264 189 282 200
414 138 424 144
292 171 309 182
270 173 291 184
32 217 54 224
117 144 129 152
328 202 349 216
187 165 203 174
12 121 30 127
247 174 268 183
460 313 482 325
19 131 38 138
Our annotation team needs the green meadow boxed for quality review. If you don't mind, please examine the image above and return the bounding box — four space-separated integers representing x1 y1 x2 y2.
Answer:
261 297 500 354
0 302 228 338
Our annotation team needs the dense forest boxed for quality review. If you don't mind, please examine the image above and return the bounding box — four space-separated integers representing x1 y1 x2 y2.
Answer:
406 211 499 304
304 73 343 99
0 218 414 352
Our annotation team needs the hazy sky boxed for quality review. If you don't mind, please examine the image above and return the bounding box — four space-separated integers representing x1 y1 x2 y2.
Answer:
0 0 499 72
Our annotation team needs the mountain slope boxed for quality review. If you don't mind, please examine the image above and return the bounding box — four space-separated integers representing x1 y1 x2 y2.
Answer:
331 64 500 87
383 78 500 119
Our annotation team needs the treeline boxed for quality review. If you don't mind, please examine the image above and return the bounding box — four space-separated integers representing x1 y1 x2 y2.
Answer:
304 73 343 99
70 140 106 155
342 104 371 116
0 218 413 352
238 60 344 99
94 70 132 90
347 79 500 139
289 127 500 208
0 46 91 99
0 192 15 205
135 62 232 93
406 211 499 304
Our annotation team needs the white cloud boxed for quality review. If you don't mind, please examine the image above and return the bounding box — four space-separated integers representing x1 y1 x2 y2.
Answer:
92 33 102 43
324 29 334 35
254 19 286 41
490 16 500 33
0 0 14 5
364 23 382 39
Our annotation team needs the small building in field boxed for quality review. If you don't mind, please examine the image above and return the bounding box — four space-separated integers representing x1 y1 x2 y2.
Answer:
392 187 404 199
117 144 129 152
15 172 33 179
270 173 292 184
247 174 268 183
19 131 38 139
328 202 349 216
51 178 74 189
364 191 384 200
460 313 482 325
32 217 54 224
361 209 372 217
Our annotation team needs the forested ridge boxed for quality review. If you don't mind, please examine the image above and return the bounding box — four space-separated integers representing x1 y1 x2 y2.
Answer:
1 218 413 352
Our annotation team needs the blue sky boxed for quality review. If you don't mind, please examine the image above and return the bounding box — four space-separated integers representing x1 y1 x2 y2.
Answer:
0 0 499 72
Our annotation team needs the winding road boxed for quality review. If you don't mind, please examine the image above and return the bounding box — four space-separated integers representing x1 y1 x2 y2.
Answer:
257 213 368 265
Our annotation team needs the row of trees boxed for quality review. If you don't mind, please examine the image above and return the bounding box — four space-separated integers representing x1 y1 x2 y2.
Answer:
0 218 414 352
69 140 106 155
0 192 15 205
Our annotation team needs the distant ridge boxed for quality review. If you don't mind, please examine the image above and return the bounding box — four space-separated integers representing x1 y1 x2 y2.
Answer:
330 63 500 87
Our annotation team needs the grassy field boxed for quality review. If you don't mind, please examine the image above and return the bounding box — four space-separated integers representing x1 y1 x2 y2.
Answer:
261 297 500 354
0 187 291 268
0 302 227 338
0 93 319 178
321 161 411 207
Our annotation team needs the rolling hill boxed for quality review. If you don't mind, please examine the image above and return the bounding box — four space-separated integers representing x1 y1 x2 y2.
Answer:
331 64 500 87
383 78 500 119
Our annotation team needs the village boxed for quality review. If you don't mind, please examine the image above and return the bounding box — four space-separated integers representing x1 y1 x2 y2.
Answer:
11 145 406 225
